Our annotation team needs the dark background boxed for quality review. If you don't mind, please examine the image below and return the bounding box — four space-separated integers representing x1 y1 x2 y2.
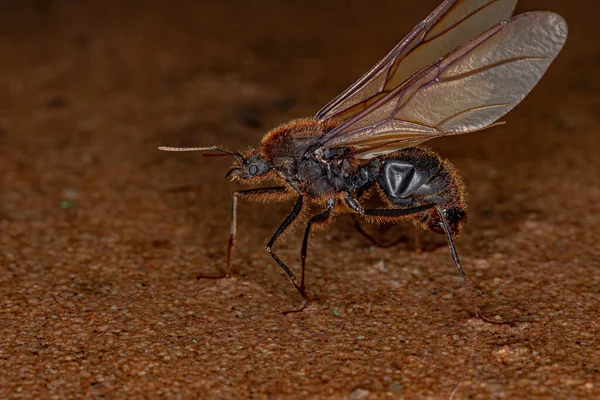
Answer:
1 0 599 398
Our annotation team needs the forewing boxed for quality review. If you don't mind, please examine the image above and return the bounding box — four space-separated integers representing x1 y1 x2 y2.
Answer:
319 12 568 159
315 0 518 122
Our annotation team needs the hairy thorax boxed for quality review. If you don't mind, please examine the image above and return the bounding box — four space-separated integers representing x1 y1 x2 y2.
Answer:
259 118 361 198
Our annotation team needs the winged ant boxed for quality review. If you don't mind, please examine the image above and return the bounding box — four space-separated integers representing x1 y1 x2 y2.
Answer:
160 0 567 319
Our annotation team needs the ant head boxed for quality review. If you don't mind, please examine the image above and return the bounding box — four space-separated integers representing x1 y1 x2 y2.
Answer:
226 152 270 181
158 145 270 181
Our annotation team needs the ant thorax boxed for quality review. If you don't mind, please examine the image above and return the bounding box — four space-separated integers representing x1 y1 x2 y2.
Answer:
258 121 385 198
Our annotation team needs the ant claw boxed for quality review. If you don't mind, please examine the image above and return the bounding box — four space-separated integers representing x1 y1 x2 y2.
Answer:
282 299 309 315
196 273 230 280
475 311 517 326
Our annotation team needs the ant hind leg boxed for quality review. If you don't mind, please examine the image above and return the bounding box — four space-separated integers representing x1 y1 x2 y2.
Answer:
352 214 409 248
436 206 514 325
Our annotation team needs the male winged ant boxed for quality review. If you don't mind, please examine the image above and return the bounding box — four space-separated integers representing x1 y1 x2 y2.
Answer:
160 0 567 319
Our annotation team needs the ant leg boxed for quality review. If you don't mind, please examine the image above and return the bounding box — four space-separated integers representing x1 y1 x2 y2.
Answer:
352 214 409 248
198 186 288 279
436 206 513 325
344 195 511 323
344 192 435 217
352 214 379 245
412 226 445 254
345 193 436 245
300 205 334 291
265 196 309 313
279 208 334 316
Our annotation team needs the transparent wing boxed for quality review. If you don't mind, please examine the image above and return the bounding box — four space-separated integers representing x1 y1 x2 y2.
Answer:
316 0 518 122
319 12 568 159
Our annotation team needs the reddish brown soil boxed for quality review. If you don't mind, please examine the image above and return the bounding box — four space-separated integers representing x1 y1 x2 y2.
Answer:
1 1 599 398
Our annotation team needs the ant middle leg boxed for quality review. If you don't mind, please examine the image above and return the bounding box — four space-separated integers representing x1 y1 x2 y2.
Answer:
265 196 310 313
272 207 336 315
300 201 335 292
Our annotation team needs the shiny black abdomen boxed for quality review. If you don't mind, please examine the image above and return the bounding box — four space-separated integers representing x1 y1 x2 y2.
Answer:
375 147 466 235
377 148 452 207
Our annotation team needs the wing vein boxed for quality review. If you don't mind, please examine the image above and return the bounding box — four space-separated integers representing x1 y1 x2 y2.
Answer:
424 0 503 43
434 102 512 128
439 55 550 83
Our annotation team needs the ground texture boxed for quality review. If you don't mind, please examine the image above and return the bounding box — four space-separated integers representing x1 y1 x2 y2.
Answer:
1 0 599 398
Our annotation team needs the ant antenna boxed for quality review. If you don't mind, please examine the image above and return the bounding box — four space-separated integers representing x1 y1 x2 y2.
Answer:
158 146 244 163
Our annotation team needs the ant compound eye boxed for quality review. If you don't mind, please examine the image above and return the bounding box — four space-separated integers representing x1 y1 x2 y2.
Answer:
243 156 270 178
248 164 259 176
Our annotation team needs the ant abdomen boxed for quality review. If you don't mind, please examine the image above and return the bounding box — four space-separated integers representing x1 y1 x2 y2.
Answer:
376 147 467 236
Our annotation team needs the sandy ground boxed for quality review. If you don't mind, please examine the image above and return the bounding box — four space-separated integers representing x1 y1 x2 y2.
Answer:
1 0 599 398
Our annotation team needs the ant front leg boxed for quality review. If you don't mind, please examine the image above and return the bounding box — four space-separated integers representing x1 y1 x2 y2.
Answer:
199 186 289 279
